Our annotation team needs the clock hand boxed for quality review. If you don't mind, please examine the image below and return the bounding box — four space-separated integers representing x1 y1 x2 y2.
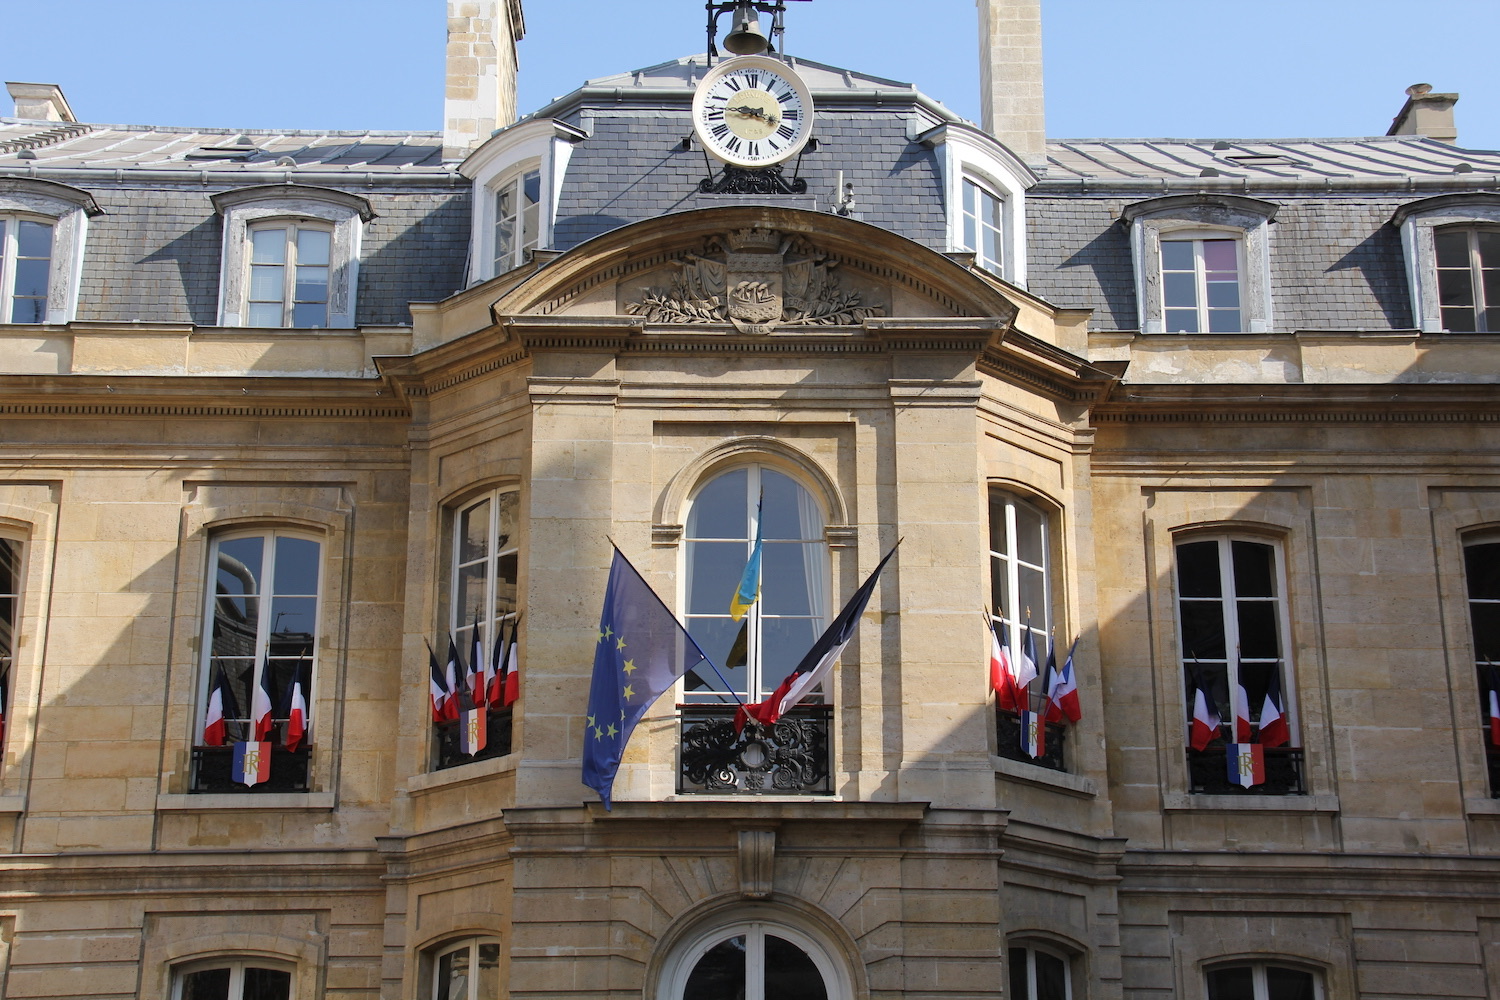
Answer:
726 105 780 125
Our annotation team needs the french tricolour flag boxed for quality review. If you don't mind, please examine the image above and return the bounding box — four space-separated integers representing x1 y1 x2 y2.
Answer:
459 704 487 755
232 740 272 787
1189 671 1221 751
1019 708 1045 759
468 616 486 708
1485 664 1500 747
989 618 1020 712
502 619 520 707
251 662 275 741
1257 669 1290 748
201 667 238 747
283 668 307 753
427 640 452 723
1227 742 1266 787
1234 677 1253 742
1044 639 1081 724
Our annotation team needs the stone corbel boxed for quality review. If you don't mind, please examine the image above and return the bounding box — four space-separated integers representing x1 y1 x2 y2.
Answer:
737 827 777 899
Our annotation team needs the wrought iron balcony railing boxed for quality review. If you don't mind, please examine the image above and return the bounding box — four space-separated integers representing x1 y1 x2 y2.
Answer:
433 707 514 771
678 703 832 795
191 745 311 793
994 710 1068 772
1187 745 1305 795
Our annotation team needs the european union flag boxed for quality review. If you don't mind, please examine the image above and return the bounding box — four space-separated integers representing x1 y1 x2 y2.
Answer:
583 547 710 809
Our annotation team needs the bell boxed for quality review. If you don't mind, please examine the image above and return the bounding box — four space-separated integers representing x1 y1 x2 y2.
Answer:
722 2 770 55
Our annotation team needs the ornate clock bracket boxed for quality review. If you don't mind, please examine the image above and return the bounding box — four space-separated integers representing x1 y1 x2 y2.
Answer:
695 137 817 195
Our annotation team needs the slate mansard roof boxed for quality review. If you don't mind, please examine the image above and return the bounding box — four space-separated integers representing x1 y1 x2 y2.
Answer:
4 52 1499 335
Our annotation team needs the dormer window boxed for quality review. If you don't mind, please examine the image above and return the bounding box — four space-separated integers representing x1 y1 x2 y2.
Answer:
493 168 541 275
1122 194 1277 334
211 184 373 329
0 178 102 325
1434 226 1499 332
1161 233 1242 333
961 177 1004 275
247 222 333 328
0 216 52 324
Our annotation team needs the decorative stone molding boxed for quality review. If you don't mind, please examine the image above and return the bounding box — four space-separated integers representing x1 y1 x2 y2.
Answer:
0 177 102 324
737 828 777 898
626 228 885 333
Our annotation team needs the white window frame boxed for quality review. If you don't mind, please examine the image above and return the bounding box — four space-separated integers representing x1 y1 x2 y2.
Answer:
961 176 1005 275
1159 230 1246 334
1123 195 1277 334
989 489 1053 698
0 178 99 325
1461 534 1500 790
1174 535 1298 748
460 117 586 285
244 221 335 329
681 464 829 704
1432 226 1500 332
918 121 1036 287
196 528 323 749
1392 193 1500 333
429 937 501 1000
170 958 295 1000
1205 961 1324 1000
659 919 847 1000
212 184 372 329
0 537 18 754
448 488 521 684
1008 942 1074 1000
491 167 541 276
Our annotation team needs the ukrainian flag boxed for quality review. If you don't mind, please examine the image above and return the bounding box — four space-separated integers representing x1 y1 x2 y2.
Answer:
729 507 763 621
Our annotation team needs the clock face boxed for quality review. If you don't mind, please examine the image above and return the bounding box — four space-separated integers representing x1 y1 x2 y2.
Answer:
692 55 815 168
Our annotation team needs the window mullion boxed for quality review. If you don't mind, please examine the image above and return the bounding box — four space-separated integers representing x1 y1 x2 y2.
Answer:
1472 230 1489 330
1194 240 1211 332
282 228 297 327
252 536 275 708
0 223 13 324
1219 537 1242 726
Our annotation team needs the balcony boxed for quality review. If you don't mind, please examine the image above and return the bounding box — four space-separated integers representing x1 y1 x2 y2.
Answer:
995 710 1068 772
191 745 311 793
1187 745 1305 795
678 703 832 795
433 707 514 771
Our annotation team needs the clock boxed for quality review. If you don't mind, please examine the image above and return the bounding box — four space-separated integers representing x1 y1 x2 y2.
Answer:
692 55 815 168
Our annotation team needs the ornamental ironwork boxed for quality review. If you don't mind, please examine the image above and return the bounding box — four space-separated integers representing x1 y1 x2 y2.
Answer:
995 710 1068 772
678 703 832 794
433 707 514 771
1186 745 1305 795
699 164 808 195
191 745 311 793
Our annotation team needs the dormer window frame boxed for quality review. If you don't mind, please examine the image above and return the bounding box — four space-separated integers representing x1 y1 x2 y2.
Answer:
1123 194 1278 335
460 118 587 286
0 178 102 326
211 184 374 330
1391 194 1500 333
918 122 1036 287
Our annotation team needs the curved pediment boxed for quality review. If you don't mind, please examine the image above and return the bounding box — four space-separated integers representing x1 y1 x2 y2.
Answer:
490 206 1021 333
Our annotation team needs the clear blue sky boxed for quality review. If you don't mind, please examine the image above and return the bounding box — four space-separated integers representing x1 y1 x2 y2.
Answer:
6 1 1499 148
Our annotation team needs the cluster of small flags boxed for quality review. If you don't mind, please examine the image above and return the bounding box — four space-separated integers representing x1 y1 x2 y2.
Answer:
1186 665 1291 788
987 614 1081 760
200 654 309 787
428 615 520 756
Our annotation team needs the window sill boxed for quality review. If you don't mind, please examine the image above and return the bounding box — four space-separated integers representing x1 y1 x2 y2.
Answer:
156 792 335 811
1464 796 1500 817
0 794 25 815
1162 791 1339 813
405 751 517 794
992 755 1097 798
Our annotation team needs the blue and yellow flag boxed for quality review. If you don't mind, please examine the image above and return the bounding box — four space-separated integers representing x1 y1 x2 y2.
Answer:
583 547 710 808
729 500 763 621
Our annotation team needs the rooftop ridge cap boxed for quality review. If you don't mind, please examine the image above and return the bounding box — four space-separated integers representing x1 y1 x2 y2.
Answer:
1 121 445 139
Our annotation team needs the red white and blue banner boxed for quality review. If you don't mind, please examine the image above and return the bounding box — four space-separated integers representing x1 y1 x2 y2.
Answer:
283 671 307 752
467 616 486 708
201 667 238 747
428 640 454 722
1226 742 1266 787
459 704 487 755
1044 639 1081 724
232 740 272 786
1019 708 1045 759
1189 670 1221 751
1257 669 1290 748
502 620 520 707
989 617 1020 712
251 661 275 741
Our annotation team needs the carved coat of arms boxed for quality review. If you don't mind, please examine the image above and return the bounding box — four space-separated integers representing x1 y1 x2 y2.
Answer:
627 228 883 334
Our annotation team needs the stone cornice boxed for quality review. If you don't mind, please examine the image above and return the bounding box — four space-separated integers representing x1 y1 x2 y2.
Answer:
0 375 408 419
1094 383 1500 423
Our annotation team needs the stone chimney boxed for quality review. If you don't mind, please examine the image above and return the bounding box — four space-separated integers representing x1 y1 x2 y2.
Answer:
1387 83 1459 144
6 82 77 123
977 0 1046 169
444 0 526 160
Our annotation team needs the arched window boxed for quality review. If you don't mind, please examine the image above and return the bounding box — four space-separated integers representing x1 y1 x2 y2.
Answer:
245 221 334 328
683 465 827 703
989 490 1052 659
1462 536 1500 795
1206 962 1321 1000
1161 230 1242 333
668 921 838 1000
1434 226 1500 332
1008 942 1073 1000
430 938 501 1000
492 167 541 274
172 959 293 1000
0 537 18 752
961 176 1004 274
194 529 322 792
0 215 53 324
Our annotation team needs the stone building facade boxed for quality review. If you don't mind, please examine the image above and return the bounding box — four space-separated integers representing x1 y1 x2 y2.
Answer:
0 2 1498 998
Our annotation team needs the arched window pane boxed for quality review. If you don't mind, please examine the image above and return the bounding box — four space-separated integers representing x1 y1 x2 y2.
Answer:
1034 950 1067 1000
684 935 746 1000
763 935 828 1000
1265 967 1315 1000
1206 966 1255 1000
182 968 232 1000
242 969 292 1000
